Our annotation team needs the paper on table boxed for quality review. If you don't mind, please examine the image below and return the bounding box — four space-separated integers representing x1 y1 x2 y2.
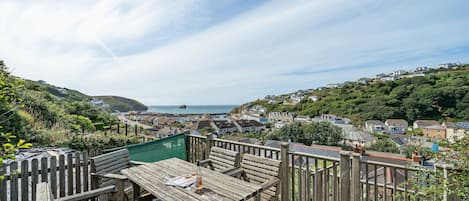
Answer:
165 176 196 188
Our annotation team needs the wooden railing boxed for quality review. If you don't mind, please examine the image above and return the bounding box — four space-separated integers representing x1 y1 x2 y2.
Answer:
0 150 102 201
186 135 432 201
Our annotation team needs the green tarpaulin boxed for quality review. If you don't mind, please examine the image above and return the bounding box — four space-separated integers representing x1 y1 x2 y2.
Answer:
105 134 187 162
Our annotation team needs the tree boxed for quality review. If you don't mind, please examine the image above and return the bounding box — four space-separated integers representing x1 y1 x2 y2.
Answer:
366 139 399 153
303 122 343 146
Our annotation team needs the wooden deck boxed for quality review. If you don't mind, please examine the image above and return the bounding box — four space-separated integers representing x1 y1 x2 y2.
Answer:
122 158 262 201
1 135 453 201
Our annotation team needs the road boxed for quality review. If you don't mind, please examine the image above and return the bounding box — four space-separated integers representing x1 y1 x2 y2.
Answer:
117 114 152 129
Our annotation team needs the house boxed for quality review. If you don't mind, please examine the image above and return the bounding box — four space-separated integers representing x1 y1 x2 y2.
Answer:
438 63 457 69
365 120 386 133
326 83 340 88
294 115 311 123
415 66 429 72
392 70 407 76
385 119 408 134
268 112 294 123
341 130 377 147
413 120 439 129
443 122 468 143
309 95 320 102
234 120 265 134
358 77 372 84
422 125 446 139
390 134 410 148
211 120 238 135
58 88 68 95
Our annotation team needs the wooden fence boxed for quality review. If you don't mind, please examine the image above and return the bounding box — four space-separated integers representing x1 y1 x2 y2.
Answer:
186 135 431 201
0 150 102 201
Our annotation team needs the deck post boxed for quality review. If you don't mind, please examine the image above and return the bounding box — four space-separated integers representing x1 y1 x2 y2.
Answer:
205 134 213 159
280 143 290 201
185 134 191 161
351 153 361 201
340 151 351 201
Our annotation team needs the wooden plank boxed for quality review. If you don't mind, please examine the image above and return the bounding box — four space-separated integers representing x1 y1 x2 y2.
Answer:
374 165 378 201
340 152 350 201
82 152 89 192
67 153 73 196
291 154 295 201
0 165 7 201
21 160 29 201
298 156 303 201
36 182 53 201
75 152 81 194
59 155 66 197
50 156 57 198
41 157 48 182
10 161 18 201
55 186 115 201
332 162 338 201
32 159 39 201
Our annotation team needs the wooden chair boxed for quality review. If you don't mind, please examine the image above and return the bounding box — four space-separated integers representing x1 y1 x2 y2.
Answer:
90 149 148 201
227 154 282 201
198 147 241 174
37 182 121 201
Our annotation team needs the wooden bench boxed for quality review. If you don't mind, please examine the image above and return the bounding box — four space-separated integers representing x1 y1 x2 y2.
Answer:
36 182 118 201
198 147 241 173
90 149 148 201
228 154 282 201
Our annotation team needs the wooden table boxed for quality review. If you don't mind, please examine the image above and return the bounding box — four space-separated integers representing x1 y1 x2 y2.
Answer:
121 158 262 201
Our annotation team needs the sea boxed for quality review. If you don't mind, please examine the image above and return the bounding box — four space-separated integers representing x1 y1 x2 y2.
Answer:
147 105 239 114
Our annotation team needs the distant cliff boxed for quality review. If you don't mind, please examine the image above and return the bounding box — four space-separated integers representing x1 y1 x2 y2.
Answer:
94 96 148 112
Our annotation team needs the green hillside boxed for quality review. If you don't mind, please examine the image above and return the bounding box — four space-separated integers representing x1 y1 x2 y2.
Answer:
94 96 148 112
245 65 469 125
0 60 140 148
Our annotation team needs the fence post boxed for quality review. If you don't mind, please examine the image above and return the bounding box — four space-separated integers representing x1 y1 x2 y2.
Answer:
205 134 213 159
340 151 351 201
117 123 120 134
135 124 138 136
125 124 128 136
351 153 361 201
185 134 191 161
280 143 290 201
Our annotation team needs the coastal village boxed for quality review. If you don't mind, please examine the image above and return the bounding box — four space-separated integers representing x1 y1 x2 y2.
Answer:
126 63 469 169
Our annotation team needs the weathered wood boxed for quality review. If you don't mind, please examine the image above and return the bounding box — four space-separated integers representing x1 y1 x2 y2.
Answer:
50 156 57 199
36 182 53 201
82 152 89 192
56 185 115 201
59 155 66 197
0 165 7 201
21 160 29 201
340 152 350 201
351 153 360 201
41 157 48 182
74 152 81 194
67 153 73 196
201 147 240 173
31 158 39 201
235 153 281 200
10 162 18 201
280 142 289 201
122 158 262 201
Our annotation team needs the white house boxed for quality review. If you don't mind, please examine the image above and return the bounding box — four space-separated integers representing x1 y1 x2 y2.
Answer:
365 120 386 133
309 95 320 102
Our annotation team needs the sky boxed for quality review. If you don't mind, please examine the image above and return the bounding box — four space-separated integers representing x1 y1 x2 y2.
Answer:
1 0 469 105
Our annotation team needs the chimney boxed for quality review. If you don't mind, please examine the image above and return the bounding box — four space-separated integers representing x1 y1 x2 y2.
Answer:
412 152 421 164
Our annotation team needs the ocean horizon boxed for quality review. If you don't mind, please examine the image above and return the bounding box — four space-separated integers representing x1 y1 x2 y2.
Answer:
147 105 239 114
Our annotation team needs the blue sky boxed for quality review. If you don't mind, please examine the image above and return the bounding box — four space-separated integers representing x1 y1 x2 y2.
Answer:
1 0 469 105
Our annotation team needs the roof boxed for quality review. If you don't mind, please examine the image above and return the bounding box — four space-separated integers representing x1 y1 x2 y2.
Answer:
414 120 439 127
196 120 212 130
366 120 385 125
385 119 408 125
213 120 236 129
236 120 264 128
390 134 409 146
422 125 445 130
455 122 469 129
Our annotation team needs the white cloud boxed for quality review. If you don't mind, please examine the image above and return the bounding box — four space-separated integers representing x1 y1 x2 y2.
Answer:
1 0 469 105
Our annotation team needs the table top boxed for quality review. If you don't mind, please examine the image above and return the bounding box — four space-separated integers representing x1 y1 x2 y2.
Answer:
121 158 262 201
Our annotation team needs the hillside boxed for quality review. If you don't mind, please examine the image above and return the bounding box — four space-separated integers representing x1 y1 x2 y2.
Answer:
244 64 469 125
94 96 148 112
